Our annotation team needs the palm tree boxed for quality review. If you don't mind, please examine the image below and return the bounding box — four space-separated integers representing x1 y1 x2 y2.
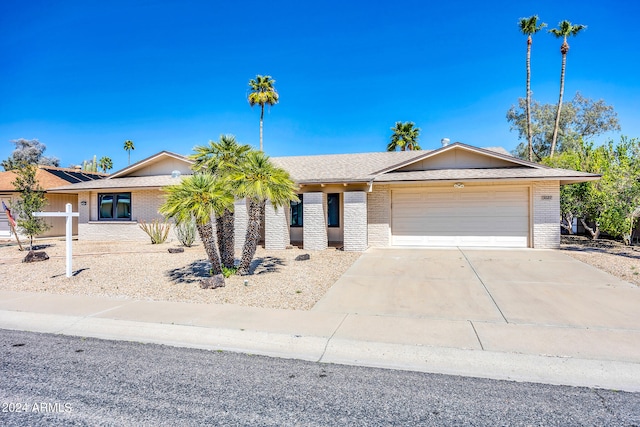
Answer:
191 135 252 269
388 122 421 151
123 140 135 165
519 15 547 162
248 75 279 151
549 20 586 158
160 173 233 276
98 156 113 173
230 151 298 275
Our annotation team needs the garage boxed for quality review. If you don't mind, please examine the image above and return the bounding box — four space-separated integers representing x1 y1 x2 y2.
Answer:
391 186 530 248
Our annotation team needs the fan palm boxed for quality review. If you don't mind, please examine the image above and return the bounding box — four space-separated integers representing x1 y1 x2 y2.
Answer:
248 75 279 151
159 173 233 276
519 15 546 162
98 156 113 173
229 151 298 275
388 122 421 151
123 140 135 165
549 20 586 158
191 135 252 269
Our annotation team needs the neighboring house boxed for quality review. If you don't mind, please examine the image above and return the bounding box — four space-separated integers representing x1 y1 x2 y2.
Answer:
49 143 599 250
0 166 106 238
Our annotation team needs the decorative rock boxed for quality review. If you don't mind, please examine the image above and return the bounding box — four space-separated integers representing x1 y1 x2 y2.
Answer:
199 274 225 289
295 254 310 261
23 251 49 263
168 247 184 253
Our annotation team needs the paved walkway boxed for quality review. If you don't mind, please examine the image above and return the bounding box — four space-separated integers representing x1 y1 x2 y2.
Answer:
1 248 639 392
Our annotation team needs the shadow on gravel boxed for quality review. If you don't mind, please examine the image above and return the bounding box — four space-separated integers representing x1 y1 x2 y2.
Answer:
166 260 211 284
249 256 285 275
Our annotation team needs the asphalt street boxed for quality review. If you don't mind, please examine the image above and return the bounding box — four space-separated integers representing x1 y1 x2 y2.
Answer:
1 329 639 426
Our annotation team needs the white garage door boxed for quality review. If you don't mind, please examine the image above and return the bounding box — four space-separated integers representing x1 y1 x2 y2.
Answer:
391 187 529 248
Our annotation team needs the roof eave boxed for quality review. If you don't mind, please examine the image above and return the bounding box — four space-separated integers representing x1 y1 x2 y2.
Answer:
373 175 602 185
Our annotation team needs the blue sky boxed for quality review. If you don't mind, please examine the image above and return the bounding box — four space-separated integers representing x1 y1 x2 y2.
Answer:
1 0 638 171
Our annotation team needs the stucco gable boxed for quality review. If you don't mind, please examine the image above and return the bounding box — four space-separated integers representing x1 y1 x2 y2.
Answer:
109 151 193 178
375 142 542 175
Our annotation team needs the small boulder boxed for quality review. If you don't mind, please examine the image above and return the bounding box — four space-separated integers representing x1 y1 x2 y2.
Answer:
295 254 310 261
23 251 49 263
200 274 225 289
168 247 184 254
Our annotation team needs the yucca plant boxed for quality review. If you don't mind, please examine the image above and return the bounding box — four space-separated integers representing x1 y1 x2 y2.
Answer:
139 219 171 244
174 216 197 247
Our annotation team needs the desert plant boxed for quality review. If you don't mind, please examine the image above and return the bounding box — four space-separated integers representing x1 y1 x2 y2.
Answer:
139 219 171 244
174 216 197 247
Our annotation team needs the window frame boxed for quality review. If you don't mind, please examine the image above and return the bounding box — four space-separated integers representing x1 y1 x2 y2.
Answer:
290 194 303 227
98 192 132 221
327 193 340 228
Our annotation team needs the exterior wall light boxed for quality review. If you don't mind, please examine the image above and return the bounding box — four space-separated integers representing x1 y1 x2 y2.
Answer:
453 182 464 188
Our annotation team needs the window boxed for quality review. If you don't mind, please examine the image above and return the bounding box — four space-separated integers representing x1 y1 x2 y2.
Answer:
99 193 131 220
328 193 339 227
290 195 303 227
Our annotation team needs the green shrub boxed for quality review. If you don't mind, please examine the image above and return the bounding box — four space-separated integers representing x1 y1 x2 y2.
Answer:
174 217 196 247
211 266 237 278
139 219 171 244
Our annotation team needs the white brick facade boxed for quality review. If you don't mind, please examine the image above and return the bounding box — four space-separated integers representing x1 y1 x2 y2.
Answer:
302 192 328 251
367 185 391 247
532 180 561 248
264 201 289 250
78 189 169 241
343 191 367 252
234 198 248 250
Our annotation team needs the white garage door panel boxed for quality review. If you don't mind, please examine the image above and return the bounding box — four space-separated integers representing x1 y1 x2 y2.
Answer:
391 187 529 248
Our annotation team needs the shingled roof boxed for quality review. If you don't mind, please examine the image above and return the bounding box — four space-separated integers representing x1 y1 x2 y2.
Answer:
47 143 600 192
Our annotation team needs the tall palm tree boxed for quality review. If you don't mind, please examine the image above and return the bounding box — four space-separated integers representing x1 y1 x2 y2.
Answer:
519 15 546 162
230 151 298 275
248 75 279 152
549 20 586 158
98 156 113 173
123 140 135 165
160 173 233 276
387 122 421 151
191 135 252 269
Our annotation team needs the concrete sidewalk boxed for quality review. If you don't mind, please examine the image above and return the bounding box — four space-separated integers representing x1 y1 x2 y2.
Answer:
1 288 639 392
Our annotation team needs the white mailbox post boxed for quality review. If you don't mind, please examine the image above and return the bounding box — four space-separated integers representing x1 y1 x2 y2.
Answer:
33 203 79 278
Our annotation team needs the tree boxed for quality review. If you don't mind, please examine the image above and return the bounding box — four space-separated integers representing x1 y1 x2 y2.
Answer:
2 138 59 171
248 75 279 152
518 15 547 162
387 122 421 151
191 135 252 269
229 151 298 275
98 156 113 173
544 137 640 244
124 140 135 165
159 173 233 276
507 92 619 160
12 163 50 250
549 20 586 158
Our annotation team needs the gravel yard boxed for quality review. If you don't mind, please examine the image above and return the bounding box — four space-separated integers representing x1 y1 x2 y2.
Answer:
560 235 640 287
1 235 637 311
0 239 361 310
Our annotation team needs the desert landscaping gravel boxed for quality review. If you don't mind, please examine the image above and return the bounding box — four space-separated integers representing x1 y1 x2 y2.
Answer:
1 235 638 311
0 239 360 310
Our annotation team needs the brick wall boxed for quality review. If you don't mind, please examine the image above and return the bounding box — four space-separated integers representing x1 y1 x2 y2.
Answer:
264 201 289 250
303 192 327 250
234 198 248 250
367 185 390 247
532 181 561 248
343 191 367 251
79 189 171 242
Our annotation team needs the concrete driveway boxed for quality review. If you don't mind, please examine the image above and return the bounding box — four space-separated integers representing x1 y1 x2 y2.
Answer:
312 247 640 364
